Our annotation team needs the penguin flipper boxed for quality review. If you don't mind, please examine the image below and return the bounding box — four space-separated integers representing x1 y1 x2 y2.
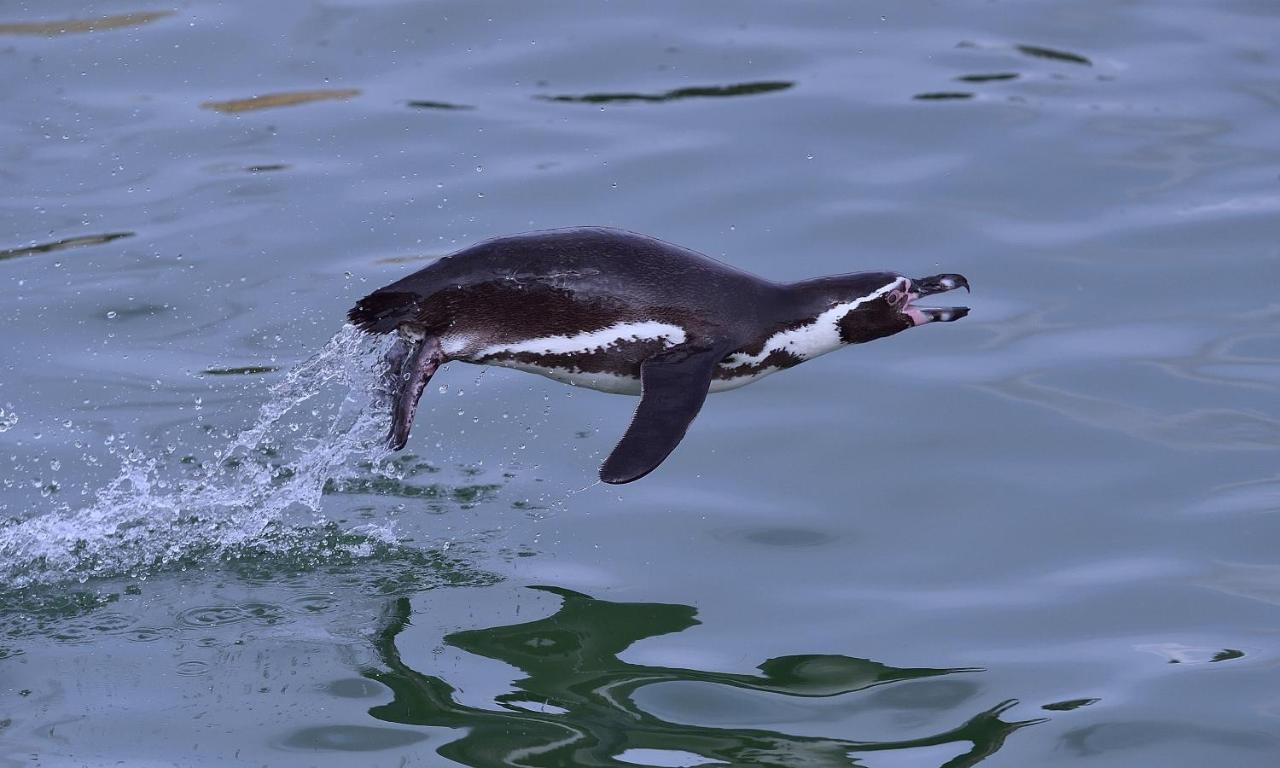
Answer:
600 341 731 485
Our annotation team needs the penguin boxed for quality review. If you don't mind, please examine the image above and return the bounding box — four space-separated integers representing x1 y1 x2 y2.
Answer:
348 227 969 484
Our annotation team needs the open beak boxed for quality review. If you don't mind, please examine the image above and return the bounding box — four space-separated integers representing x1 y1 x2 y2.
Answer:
902 274 970 326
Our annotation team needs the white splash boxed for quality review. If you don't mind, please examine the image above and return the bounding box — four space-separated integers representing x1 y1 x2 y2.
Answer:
722 278 903 367
0 325 399 591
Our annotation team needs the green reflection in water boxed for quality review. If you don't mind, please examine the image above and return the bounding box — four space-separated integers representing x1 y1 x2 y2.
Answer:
365 587 1040 767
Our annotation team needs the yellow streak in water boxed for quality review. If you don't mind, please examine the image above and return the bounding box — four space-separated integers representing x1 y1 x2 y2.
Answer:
0 11 173 36
201 90 361 114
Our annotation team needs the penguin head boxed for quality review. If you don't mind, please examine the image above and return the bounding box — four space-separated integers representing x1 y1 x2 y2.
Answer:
831 272 971 345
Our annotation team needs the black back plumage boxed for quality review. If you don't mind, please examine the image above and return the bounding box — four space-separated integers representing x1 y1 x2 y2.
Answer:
348 227 787 341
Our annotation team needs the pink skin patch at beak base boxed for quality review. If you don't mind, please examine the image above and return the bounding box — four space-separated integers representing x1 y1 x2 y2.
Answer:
904 304 933 326
883 279 933 326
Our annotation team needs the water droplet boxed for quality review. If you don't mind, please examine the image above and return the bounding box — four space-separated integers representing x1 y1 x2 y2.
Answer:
106 311 118 319
438 384 449 394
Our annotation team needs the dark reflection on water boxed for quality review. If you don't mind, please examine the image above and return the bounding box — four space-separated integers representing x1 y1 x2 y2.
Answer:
408 100 476 111
1015 44 1092 66
913 92 975 102
1041 698 1099 712
956 73 1019 83
201 365 280 376
540 81 793 105
0 232 134 262
364 587 1040 767
954 40 1093 67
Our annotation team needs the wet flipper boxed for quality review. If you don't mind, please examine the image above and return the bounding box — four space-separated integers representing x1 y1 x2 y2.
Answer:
600 341 732 485
386 329 445 450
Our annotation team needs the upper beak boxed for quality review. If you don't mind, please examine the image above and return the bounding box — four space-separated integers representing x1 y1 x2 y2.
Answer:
912 274 969 297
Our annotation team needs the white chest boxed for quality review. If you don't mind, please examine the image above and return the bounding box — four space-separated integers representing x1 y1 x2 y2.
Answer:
486 359 645 395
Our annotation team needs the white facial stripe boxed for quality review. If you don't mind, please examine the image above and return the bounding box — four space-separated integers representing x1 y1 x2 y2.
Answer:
723 278 904 366
476 321 687 358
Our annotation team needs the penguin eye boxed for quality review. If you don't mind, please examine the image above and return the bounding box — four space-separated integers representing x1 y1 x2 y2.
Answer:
884 289 903 305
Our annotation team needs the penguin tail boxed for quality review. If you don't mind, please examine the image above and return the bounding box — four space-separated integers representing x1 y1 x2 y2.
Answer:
347 290 420 335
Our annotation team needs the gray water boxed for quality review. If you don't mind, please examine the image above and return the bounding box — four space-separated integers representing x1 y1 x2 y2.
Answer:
3 1 1280 765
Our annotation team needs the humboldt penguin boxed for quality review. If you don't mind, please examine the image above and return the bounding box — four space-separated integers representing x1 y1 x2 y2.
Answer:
349 227 968 484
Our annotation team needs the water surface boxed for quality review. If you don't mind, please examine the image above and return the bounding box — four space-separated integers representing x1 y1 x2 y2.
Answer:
3 1 1280 765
